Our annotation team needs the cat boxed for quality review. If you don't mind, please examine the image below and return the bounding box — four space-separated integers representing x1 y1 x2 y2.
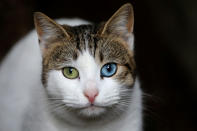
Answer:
0 3 143 131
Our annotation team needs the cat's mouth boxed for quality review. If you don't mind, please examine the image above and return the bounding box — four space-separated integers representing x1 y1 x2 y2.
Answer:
78 104 105 111
71 102 110 109
86 104 104 109
86 105 101 109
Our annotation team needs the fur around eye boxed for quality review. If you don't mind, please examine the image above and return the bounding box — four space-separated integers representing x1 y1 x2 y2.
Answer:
101 63 117 77
63 67 79 79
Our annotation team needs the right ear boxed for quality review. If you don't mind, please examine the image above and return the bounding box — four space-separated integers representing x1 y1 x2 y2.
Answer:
34 12 70 53
98 3 135 51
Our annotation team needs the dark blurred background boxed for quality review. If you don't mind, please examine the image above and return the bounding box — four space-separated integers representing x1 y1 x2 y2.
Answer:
0 0 197 131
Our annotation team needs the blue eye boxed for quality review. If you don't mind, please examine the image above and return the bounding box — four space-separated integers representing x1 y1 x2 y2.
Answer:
101 63 117 77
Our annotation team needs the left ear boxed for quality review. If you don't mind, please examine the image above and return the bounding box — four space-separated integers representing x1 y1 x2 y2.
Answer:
99 3 134 50
34 12 70 55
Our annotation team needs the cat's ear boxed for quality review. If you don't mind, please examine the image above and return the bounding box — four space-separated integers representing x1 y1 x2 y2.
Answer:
99 3 134 50
34 12 70 53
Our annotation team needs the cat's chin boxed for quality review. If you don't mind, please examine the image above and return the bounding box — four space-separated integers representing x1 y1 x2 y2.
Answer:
78 106 106 118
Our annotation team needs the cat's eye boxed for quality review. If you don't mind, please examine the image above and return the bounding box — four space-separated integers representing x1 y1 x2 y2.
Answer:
101 63 117 77
63 67 79 79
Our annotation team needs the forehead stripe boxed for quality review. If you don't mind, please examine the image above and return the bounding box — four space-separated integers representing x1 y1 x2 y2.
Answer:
93 36 98 57
76 36 81 52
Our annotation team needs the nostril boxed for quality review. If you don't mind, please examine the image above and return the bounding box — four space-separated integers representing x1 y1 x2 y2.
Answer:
84 93 89 99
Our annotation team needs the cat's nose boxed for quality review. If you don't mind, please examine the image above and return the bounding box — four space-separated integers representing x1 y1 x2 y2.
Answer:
84 86 99 104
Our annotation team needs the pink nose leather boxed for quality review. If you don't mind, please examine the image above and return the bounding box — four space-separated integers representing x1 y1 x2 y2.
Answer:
84 82 99 103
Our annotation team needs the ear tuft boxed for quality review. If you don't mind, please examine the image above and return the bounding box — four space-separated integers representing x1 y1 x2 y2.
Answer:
101 3 134 35
34 12 70 52
99 3 134 50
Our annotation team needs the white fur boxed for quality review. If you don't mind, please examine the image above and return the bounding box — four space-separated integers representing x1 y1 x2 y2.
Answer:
0 18 142 131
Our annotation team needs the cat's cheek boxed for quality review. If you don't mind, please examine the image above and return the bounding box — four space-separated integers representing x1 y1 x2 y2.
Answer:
96 78 121 106
46 70 84 99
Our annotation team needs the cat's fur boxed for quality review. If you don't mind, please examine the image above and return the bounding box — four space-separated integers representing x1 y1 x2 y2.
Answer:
0 3 143 131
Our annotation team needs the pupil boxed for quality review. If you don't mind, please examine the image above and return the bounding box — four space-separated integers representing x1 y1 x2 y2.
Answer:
107 65 111 72
69 68 73 74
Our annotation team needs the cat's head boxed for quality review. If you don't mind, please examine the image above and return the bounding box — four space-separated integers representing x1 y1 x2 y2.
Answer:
34 3 136 122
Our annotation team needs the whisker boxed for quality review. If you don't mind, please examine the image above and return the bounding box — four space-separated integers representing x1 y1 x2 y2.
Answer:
47 103 65 113
48 98 63 100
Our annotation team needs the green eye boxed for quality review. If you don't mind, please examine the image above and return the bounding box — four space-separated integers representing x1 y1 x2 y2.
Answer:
63 67 79 79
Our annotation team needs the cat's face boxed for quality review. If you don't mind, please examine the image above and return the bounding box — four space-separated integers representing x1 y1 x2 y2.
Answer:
34 3 136 121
